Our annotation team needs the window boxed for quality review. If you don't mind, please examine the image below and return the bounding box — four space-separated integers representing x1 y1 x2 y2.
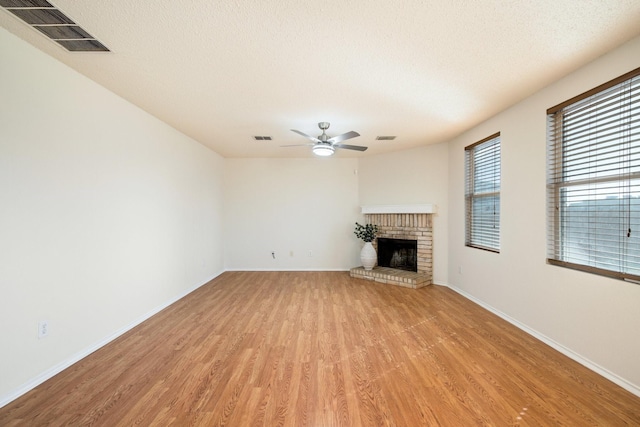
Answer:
465 133 501 252
547 67 640 283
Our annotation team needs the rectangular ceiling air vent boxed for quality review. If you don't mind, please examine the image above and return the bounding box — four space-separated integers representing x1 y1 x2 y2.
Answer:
253 136 273 141
376 136 396 141
0 0 110 52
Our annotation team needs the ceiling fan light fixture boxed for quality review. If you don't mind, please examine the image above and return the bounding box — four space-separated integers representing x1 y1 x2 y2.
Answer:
312 144 335 157
288 122 366 156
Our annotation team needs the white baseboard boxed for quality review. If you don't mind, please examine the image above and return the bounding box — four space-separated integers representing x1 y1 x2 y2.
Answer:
445 283 640 398
0 270 224 409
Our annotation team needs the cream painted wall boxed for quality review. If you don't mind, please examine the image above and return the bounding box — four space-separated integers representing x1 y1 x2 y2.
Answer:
0 29 225 403
224 158 361 270
447 36 640 392
358 143 449 284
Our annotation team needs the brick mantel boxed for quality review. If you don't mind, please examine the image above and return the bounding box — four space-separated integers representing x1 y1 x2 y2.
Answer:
361 204 437 214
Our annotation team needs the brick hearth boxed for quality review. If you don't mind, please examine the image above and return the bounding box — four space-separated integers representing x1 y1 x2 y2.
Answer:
350 266 430 289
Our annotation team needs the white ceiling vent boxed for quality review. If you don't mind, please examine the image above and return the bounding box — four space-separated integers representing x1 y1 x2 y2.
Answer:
0 0 109 52
253 136 272 141
376 136 396 141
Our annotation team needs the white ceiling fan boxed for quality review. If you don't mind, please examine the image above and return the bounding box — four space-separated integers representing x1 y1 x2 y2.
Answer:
283 122 368 156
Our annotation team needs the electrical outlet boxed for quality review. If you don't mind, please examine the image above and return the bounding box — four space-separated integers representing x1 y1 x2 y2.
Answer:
38 320 49 339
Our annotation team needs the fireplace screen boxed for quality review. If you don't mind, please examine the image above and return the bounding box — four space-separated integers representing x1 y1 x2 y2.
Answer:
377 238 418 272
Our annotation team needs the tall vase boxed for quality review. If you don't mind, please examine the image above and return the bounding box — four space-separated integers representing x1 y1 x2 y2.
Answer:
360 241 377 270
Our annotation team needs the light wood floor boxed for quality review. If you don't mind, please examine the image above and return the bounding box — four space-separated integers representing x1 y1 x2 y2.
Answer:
1 271 639 426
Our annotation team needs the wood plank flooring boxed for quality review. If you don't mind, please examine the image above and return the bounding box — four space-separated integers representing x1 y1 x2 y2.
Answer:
1 271 639 426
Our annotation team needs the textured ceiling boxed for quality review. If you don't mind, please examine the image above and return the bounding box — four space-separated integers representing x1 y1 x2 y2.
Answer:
2 0 640 158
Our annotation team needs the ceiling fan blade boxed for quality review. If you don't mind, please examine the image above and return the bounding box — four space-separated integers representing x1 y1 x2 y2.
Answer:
291 129 321 143
334 144 368 151
327 131 360 144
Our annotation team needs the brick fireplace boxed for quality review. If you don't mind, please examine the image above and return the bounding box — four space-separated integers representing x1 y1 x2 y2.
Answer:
350 205 434 289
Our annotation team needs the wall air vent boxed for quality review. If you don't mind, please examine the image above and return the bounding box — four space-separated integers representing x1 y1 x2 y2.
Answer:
253 136 273 141
0 0 109 52
376 136 396 141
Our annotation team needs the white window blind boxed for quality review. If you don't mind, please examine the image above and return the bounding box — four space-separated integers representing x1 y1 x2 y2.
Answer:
465 133 501 252
547 67 640 283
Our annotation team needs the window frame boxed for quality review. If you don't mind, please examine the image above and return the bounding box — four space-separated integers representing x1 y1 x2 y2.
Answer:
465 132 501 253
546 67 640 283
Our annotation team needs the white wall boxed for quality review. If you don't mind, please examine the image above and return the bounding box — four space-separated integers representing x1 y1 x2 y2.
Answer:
447 35 640 393
358 143 449 284
224 158 361 270
0 29 225 404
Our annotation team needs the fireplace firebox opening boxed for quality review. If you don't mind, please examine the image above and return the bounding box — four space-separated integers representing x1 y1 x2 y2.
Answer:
377 238 418 272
